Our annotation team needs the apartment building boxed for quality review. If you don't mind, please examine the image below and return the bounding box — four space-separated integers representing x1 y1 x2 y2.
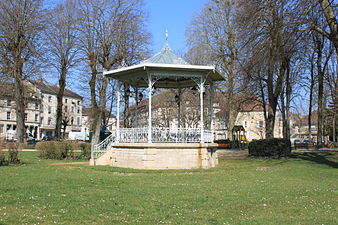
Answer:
0 81 42 139
33 80 83 139
0 80 83 140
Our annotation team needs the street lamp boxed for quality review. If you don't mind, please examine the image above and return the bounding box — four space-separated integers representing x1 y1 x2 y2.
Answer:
175 89 181 129
84 127 87 142
125 88 130 97
175 94 179 104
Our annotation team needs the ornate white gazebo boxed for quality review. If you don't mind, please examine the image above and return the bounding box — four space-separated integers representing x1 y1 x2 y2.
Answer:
91 36 224 169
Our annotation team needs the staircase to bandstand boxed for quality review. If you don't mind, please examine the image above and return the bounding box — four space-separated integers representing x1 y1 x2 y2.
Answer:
91 134 115 160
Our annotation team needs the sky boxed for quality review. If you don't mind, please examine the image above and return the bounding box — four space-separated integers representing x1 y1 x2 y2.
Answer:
45 0 209 102
144 0 208 54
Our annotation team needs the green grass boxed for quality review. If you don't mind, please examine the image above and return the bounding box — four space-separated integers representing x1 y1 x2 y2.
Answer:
0 151 337 225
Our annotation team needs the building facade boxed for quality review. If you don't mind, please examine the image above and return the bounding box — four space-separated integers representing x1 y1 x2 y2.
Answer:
127 90 283 141
0 80 84 140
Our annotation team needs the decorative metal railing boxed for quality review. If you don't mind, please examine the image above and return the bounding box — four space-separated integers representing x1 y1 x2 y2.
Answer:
118 128 148 143
92 128 213 159
203 130 213 143
117 127 213 143
92 134 115 159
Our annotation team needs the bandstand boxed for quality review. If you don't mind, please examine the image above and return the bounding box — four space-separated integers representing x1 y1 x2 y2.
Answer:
90 36 224 169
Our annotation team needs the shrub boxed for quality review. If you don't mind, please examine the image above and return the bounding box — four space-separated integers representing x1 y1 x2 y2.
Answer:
78 143 91 160
6 142 21 164
248 138 291 158
0 148 6 166
36 141 74 160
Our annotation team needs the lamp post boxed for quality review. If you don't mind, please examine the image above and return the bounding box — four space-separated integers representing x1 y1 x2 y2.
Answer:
175 88 181 129
84 127 87 142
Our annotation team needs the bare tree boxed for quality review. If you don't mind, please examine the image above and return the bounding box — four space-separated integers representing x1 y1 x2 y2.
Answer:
311 0 338 63
45 0 79 140
77 0 150 145
0 0 44 142
236 0 306 139
187 0 239 139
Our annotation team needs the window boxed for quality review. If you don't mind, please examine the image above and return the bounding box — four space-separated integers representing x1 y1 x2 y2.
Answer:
259 121 264 128
257 121 264 128
7 99 11 106
7 112 11 120
65 105 68 112
48 96 52 102
48 117 51 125
77 108 80 114
65 98 68 103
77 100 80 105
71 117 74 125
244 121 248 128
24 113 28 121
77 117 80 125
71 106 74 113
35 114 38 122
35 103 39 110
48 106 51 114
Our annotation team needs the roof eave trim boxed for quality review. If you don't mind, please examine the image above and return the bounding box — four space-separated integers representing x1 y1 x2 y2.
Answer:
104 63 218 76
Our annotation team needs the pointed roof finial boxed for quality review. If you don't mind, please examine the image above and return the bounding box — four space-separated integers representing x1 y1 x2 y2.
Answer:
164 29 170 50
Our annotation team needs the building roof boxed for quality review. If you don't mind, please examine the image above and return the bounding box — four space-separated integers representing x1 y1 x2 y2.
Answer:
104 41 224 88
32 80 82 99
0 81 40 100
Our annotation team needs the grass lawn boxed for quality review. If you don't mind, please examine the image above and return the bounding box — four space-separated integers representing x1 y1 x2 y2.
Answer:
0 151 337 225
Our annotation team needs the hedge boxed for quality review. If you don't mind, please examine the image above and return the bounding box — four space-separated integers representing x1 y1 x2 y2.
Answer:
36 141 92 160
36 141 73 160
248 138 291 158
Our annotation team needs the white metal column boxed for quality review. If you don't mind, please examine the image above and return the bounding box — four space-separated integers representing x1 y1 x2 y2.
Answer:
200 78 204 143
148 74 152 143
116 90 121 143
210 82 215 142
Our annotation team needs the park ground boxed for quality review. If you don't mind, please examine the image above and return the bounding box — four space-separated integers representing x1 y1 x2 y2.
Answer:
0 151 337 225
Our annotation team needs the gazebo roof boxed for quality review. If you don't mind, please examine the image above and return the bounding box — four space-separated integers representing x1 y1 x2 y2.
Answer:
104 42 224 88
142 44 189 65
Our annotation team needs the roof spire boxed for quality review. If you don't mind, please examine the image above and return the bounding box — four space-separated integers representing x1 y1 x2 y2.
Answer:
164 29 170 50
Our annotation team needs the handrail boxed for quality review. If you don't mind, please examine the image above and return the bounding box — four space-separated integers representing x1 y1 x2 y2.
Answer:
92 134 115 159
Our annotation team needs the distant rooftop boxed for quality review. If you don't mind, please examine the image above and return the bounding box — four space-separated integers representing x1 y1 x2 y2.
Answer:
32 80 82 99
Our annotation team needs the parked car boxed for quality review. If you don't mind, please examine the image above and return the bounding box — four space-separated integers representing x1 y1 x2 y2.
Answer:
294 140 301 144
41 136 53 141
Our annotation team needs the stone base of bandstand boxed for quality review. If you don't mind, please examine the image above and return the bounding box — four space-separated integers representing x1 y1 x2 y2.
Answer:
90 143 219 169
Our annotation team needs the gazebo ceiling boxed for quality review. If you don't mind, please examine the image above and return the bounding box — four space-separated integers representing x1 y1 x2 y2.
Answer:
104 44 225 88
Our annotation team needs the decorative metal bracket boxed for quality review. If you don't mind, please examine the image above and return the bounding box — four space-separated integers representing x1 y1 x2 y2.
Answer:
191 76 206 92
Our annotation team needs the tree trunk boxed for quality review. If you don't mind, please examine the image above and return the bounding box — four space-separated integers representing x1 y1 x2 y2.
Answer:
280 90 286 138
319 0 338 60
55 65 67 141
93 74 108 144
308 53 315 139
14 66 25 143
316 37 324 147
285 58 291 140
89 59 100 145
266 59 277 139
